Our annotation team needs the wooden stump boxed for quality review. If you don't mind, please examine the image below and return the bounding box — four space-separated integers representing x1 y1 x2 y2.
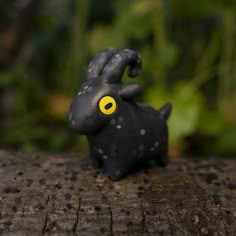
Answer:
0 150 235 235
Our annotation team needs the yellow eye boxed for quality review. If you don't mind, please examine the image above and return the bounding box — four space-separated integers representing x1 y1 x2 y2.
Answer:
99 96 117 115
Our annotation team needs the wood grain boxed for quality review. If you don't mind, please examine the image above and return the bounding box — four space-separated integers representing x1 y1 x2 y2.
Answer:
0 150 235 235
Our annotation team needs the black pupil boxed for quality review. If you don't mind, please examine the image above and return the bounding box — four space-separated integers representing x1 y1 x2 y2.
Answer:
105 103 112 110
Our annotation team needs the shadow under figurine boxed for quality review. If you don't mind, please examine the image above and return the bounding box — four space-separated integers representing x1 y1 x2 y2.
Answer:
69 48 172 181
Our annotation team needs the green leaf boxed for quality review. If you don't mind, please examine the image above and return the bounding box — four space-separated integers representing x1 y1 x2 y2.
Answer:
197 108 226 135
160 43 179 66
49 130 69 151
0 71 17 87
146 82 203 143
217 125 236 155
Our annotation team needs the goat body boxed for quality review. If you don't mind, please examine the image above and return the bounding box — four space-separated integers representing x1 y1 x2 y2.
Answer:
69 48 172 180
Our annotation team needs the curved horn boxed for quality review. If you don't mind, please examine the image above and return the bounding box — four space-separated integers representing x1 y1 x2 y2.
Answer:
87 48 118 80
102 49 142 84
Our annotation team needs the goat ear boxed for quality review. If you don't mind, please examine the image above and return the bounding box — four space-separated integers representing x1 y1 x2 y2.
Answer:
119 84 143 99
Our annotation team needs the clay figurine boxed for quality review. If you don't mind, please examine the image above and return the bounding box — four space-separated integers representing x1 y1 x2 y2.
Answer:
69 48 172 180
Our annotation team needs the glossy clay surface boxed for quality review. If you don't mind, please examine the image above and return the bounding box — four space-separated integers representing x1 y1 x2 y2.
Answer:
69 48 172 180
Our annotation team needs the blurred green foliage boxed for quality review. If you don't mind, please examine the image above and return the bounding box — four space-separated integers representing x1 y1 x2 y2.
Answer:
0 0 236 156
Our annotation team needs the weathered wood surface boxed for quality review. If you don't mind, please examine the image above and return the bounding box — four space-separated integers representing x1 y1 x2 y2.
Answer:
0 150 235 236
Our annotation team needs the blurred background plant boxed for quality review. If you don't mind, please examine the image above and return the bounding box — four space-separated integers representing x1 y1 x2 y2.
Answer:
0 0 235 157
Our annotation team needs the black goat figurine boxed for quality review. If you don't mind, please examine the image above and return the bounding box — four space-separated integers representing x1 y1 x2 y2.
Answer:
69 48 172 180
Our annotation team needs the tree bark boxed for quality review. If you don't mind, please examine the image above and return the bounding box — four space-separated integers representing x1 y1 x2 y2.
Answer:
0 150 235 235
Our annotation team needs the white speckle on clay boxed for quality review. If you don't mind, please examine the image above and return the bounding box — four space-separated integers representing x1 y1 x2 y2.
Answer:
114 54 120 58
103 155 108 159
115 56 122 62
154 141 159 147
110 119 116 125
84 85 88 90
139 144 145 150
78 91 82 96
71 120 76 126
140 129 146 135
150 147 154 152
88 68 92 73
98 149 103 154
117 125 122 129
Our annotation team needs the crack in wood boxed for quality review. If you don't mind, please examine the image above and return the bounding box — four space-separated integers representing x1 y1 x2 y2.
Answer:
40 195 50 235
73 197 81 235
45 195 50 205
41 212 48 236
0 206 2 219
6 215 13 234
21 203 25 219
141 202 150 236
108 206 113 236
0 151 235 235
